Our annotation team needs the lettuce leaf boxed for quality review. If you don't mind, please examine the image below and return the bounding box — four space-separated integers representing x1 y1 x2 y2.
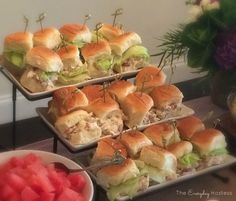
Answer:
179 152 200 167
107 175 145 201
122 45 150 62
208 148 228 156
95 55 113 71
5 52 24 68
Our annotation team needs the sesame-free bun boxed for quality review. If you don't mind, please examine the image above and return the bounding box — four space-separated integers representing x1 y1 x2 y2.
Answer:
20 68 53 92
191 128 227 156
54 109 102 144
121 92 154 128
120 130 152 157
108 80 136 103
143 122 180 147
135 66 166 93
85 95 120 119
177 116 205 139
167 141 193 159
81 40 111 61
81 84 107 103
91 137 127 164
98 24 123 40
59 23 91 43
4 32 33 53
149 84 183 110
96 159 140 188
25 46 63 72
109 32 142 56
50 86 88 117
140 145 177 171
57 45 82 69
33 27 61 49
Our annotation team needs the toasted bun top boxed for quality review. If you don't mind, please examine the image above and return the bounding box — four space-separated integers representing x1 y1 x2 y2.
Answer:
120 130 152 147
81 40 111 60
140 145 177 171
91 137 127 163
4 32 33 52
85 95 120 119
177 116 205 139
33 27 61 49
149 84 183 109
191 128 227 155
109 32 142 55
135 66 166 93
167 141 193 159
81 84 105 103
99 24 123 40
143 122 179 147
123 92 154 111
25 46 63 72
120 130 153 157
59 23 90 41
52 86 88 115
57 45 79 60
96 158 139 187
108 80 136 102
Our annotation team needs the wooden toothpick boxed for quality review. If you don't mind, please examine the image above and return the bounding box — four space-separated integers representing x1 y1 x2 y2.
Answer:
83 14 91 27
23 16 29 33
140 74 149 96
36 12 46 32
111 8 123 26
95 22 103 43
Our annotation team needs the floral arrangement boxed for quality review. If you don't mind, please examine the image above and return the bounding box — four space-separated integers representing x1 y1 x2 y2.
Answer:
157 0 236 84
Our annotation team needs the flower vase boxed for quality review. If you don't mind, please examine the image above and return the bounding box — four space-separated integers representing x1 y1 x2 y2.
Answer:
210 71 235 109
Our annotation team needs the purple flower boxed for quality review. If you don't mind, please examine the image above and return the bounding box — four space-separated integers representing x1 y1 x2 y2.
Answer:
214 30 236 71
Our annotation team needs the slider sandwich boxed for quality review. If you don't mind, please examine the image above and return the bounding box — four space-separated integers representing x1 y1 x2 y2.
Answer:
59 23 92 48
48 86 88 121
120 92 154 128
177 116 205 140
107 80 136 103
91 137 127 164
3 32 33 72
167 141 200 174
81 84 106 103
85 95 124 135
143 122 181 148
81 40 113 78
135 66 166 93
57 45 90 84
110 32 150 72
20 46 63 92
191 128 228 167
136 145 177 184
98 24 123 41
55 109 102 145
149 84 184 119
33 27 61 49
120 130 152 158
96 159 149 201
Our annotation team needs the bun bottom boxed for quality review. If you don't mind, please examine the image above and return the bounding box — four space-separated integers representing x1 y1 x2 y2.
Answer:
20 68 54 93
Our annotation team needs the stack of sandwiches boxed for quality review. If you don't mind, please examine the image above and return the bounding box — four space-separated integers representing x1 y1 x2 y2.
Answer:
48 85 125 145
89 114 228 201
2 22 151 93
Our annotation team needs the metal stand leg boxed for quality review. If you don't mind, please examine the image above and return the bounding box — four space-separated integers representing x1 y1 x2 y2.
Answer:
12 85 17 149
53 136 58 153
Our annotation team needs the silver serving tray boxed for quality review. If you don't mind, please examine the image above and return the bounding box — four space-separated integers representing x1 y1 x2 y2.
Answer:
36 104 194 152
76 149 236 201
0 65 140 100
